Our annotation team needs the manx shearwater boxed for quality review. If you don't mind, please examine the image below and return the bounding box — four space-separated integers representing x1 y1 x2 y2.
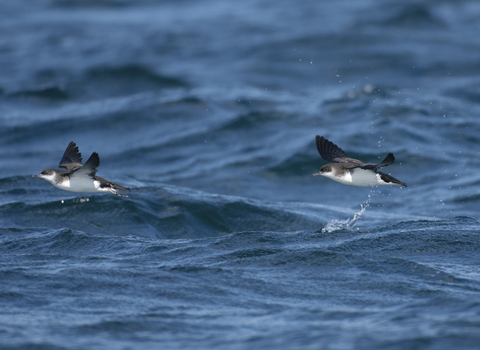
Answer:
33 142 130 197
312 135 407 187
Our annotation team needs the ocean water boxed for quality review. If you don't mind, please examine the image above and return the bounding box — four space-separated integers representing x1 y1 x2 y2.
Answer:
1 0 480 349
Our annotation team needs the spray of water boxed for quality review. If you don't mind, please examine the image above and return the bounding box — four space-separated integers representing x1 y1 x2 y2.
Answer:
321 193 373 233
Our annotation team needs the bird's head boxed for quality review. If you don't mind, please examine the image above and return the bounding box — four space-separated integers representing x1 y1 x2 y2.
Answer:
311 164 334 177
32 169 57 184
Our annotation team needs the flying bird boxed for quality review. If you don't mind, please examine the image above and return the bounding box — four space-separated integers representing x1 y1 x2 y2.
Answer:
312 135 406 187
33 142 130 197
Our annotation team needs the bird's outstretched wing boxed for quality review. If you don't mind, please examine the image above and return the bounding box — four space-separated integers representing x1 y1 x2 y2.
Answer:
72 152 100 177
315 135 364 166
315 135 349 161
59 142 83 171
359 153 395 171
377 153 395 169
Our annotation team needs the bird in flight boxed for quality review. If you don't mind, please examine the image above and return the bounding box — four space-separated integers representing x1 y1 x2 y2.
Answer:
312 135 406 187
33 142 130 197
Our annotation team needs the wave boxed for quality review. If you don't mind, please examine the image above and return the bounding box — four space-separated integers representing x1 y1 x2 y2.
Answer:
0 178 351 239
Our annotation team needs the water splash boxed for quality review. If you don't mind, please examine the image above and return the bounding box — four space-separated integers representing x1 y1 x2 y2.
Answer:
321 196 371 233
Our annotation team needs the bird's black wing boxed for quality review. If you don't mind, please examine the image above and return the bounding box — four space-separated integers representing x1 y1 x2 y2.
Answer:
377 153 395 169
377 171 407 187
95 176 130 191
59 142 83 171
71 152 100 177
359 153 396 171
315 135 363 165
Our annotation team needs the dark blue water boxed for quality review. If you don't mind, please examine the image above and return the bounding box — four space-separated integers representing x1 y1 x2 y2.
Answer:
1 1 480 349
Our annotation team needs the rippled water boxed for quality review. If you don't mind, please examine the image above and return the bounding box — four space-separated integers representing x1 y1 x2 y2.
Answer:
1 0 480 349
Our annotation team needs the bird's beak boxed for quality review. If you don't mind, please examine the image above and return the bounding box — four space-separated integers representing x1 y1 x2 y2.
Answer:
311 172 321 177
32 174 40 178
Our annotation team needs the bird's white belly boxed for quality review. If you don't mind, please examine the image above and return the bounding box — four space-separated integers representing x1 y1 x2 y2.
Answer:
54 176 102 193
333 169 381 187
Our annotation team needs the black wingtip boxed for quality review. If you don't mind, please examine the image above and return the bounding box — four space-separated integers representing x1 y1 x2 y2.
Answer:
378 153 395 168
315 135 329 158
315 135 349 161
59 141 83 167
385 153 395 163
379 172 407 187
84 152 100 169
66 141 77 152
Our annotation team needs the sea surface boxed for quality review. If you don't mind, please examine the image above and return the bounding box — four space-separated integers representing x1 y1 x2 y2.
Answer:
1 0 480 349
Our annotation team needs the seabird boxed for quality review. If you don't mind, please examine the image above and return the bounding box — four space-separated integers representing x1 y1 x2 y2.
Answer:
33 142 130 197
312 135 407 187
